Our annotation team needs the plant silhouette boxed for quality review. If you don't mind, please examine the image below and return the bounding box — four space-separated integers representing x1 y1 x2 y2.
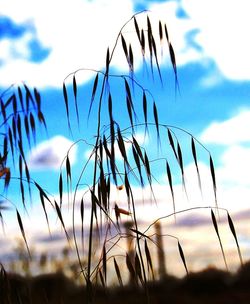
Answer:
0 11 244 304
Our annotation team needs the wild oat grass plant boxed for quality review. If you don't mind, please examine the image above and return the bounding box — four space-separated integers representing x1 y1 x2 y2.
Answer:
0 11 245 303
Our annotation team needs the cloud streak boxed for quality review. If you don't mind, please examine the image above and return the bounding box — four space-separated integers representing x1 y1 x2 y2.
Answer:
28 135 77 170
181 0 250 81
2 0 249 88
0 0 135 87
200 109 250 145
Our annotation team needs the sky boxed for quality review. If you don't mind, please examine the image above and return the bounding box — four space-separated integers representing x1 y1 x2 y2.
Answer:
1 0 250 274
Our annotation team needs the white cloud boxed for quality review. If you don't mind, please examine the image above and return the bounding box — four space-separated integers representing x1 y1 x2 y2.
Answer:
1 0 250 88
147 1 202 66
199 109 250 210
217 145 250 187
0 0 219 88
200 109 250 145
0 0 135 87
28 135 77 170
181 0 250 81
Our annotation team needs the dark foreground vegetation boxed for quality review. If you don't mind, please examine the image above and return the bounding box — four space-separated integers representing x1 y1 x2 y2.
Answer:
2 262 250 304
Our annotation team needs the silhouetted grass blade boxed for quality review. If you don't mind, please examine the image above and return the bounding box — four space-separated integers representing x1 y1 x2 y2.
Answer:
124 172 130 202
151 35 163 83
227 212 243 265
142 92 148 132
147 15 152 40
17 86 24 112
109 114 117 186
4 93 14 108
125 79 136 119
3 136 8 161
178 241 188 274
130 228 148 238
167 128 177 160
24 115 31 148
80 197 84 247
23 83 35 108
132 146 143 186
117 127 128 165
72 74 79 126
12 94 17 117
209 155 218 206
106 47 110 76
129 44 134 73
55 200 70 242
133 17 141 44
114 257 123 286
124 78 132 100
73 74 77 100
97 269 104 288
24 161 30 192
66 156 71 184
108 93 113 122
88 73 99 120
12 117 17 144
99 164 107 211
34 181 51 204
8 128 14 160
63 82 71 131
102 245 107 283
164 23 169 43
19 155 23 179
153 102 160 145
141 29 145 57
39 191 51 234
20 179 25 209
126 96 134 132
59 173 63 208
177 142 184 176
144 152 152 184
132 136 144 162
159 21 163 42
0 98 6 121
25 86 30 113
169 42 179 93
18 139 25 160
211 208 219 234
147 16 153 72
103 135 112 161
121 34 128 60
145 239 154 279
38 111 47 133
17 114 22 142
34 87 41 112
126 253 136 283
16 209 31 258
29 113 36 144
166 161 175 214
191 137 202 193
135 253 143 284
211 209 228 270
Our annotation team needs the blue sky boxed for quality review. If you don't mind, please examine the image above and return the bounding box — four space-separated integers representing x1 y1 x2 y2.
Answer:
1 0 250 271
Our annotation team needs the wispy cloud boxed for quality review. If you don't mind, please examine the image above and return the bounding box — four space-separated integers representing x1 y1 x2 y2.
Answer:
0 0 135 87
200 109 250 145
199 108 250 211
181 0 250 81
1 0 248 88
28 135 77 170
